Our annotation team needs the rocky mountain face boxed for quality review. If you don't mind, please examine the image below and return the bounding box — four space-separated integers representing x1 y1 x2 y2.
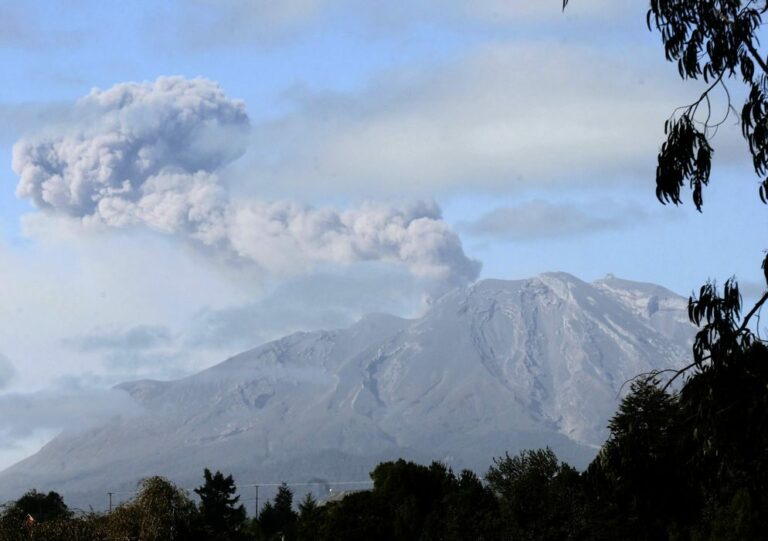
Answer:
0 273 694 510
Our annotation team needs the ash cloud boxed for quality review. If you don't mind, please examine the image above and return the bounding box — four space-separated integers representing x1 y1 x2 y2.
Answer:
13 76 249 216
12 76 479 287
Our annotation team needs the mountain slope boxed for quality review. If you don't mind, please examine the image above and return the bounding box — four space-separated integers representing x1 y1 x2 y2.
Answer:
0 273 694 509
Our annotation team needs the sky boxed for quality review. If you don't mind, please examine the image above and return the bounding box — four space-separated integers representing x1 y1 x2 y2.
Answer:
0 0 766 470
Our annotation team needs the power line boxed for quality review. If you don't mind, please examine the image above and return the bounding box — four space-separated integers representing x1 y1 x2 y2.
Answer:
104 479 374 514
241 480 372 488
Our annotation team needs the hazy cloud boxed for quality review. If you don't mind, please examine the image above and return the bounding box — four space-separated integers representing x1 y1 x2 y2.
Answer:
0 354 15 390
174 0 334 46
61 325 193 381
0 4 83 50
165 0 631 47
0 386 140 441
240 42 702 198
187 266 426 348
65 325 173 352
0 7 30 47
441 0 628 22
13 76 480 287
460 200 657 241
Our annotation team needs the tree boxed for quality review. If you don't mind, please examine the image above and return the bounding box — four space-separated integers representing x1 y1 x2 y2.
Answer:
258 484 298 540
586 378 692 539
442 470 500 541
564 2 768 374
102 476 198 541
485 448 585 541
296 493 322 541
637 1 768 375
318 490 388 541
562 0 768 535
369 459 457 540
194 468 247 540
0 489 71 524
318 459 493 541
635 1 768 530
0 489 73 541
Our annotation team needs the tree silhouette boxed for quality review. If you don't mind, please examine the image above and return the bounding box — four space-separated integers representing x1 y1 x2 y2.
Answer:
194 468 246 540
486 448 584 540
102 476 198 541
586 378 692 539
562 0 768 535
258 484 298 540
1 489 71 524
296 493 322 541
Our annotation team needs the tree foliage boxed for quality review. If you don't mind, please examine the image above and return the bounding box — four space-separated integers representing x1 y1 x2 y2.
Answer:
641 1 768 213
486 448 584 540
195 468 247 540
257 484 298 541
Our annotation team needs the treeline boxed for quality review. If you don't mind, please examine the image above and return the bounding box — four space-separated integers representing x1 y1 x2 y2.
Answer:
3 316 768 540
2 345 768 540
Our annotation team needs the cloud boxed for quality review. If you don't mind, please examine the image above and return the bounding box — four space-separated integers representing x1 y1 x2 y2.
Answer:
238 42 706 198
165 0 631 48
0 102 73 146
65 325 173 352
0 354 15 390
13 76 250 216
442 0 627 22
0 6 30 47
60 324 195 381
187 266 428 348
13 76 480 288
173 0 334 46
0 385 140 442
0 3 83 50
223 199 480 285
460 199 657 241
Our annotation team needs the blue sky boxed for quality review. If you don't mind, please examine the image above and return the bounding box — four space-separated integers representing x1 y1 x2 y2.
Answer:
0 0 765 469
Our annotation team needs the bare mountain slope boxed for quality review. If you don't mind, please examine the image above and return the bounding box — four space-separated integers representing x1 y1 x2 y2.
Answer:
0 273 693 509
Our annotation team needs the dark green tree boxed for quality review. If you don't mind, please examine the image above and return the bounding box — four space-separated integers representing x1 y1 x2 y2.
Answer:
297 493 323 541
585 378 692 539
2 489 71 523
486 448 585 541
369 459 456 540
194 468 247 540
0 489 73 540
258 484 298 541
442 470 500 541
562 1 768 536
318 490 388 541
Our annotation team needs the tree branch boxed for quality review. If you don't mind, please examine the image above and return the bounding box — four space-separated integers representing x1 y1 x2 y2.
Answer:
745 40 768 77
738 290 768 333
662 361 698 392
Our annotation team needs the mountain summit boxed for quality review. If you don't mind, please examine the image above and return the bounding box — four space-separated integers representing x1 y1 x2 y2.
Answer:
0 273 693 509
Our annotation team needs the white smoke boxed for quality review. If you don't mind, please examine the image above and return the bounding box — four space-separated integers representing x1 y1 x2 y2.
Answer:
12 76 480 286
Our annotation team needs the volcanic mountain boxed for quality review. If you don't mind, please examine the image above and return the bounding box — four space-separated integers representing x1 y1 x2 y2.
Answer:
0 273 694 509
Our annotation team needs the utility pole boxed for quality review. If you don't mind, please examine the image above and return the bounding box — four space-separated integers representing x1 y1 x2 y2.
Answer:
107 492 113 513
254 484 259 518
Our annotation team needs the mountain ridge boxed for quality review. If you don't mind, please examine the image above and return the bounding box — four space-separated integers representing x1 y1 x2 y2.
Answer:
0 272 694 509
